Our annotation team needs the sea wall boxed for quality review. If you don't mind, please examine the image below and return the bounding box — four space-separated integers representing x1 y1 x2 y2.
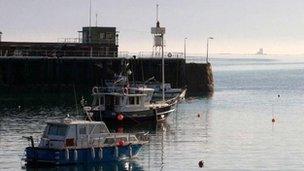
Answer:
0 57 214 105
185 63 214 96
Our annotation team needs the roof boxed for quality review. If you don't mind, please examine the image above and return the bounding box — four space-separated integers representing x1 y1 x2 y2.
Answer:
46 118 104 125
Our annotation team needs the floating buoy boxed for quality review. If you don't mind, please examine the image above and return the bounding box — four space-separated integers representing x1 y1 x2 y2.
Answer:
278 94 280 98
99 148 103 159
198 160 204 168
74 149 78 161
65 149 70 160
91 147 95 159
197 113 201 117
272 118 275 123
117 114 124 121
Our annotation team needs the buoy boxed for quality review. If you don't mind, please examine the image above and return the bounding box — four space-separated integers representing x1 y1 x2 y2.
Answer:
198 160 204 168
91 147 95 159
278 94 280 98
197 113 200 117
272 118 275 123
117 114 124 121
116 140 124 147
99 148 103 159
65 149 70 160
129 145 133 158
74 149 78 161
115 146 119 158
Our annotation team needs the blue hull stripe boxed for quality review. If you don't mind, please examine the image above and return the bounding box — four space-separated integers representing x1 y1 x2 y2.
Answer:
25 144 142 165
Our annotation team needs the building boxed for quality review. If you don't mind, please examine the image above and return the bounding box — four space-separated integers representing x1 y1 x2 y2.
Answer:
0 27 118 57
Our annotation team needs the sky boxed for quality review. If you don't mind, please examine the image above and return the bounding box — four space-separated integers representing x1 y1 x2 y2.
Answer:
1 0 304 55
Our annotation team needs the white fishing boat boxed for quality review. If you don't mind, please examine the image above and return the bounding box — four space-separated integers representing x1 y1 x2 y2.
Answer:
23 116 148 166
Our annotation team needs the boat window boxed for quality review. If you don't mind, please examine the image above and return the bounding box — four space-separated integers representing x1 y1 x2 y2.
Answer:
104 138 115 144
92 125 106 134
129 97 135 105
136 97 140 104
79 126 86 134
114 97 120 105
48 124 67 136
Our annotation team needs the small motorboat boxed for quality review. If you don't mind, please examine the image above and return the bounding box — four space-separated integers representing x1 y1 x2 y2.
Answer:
23 116 148 166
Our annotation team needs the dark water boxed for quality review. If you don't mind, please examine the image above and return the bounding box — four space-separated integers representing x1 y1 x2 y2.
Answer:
1 55 304 170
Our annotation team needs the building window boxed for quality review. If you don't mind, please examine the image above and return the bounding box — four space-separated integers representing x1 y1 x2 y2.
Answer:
106 33 113 39
100 33 105 39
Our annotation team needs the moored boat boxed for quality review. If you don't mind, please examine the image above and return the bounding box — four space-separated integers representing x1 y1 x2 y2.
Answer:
23 117 148 166
83 86 182 124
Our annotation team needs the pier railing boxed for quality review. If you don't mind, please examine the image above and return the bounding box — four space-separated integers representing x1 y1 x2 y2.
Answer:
0 49 184 58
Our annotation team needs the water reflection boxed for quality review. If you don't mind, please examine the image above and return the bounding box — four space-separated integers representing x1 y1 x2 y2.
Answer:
25 160 143 171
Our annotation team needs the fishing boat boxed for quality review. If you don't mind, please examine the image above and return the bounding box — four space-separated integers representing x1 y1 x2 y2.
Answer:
22 116 148 166
137 76 184 100
83 85 184 123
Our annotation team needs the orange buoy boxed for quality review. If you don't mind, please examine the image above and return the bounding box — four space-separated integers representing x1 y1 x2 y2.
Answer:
117 114 124 121
198 160 204 168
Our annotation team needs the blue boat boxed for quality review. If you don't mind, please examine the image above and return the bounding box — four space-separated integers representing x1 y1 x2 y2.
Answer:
23 117 149 166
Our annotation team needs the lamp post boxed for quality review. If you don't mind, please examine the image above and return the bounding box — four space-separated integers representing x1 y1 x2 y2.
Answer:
184 37 187 61
206 37 214 63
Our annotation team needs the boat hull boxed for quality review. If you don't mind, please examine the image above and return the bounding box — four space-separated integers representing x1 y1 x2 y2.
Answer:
92 105 174 124
25 144 142 166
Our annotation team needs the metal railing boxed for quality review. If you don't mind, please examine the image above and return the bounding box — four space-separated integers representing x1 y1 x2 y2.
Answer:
0 49 184 58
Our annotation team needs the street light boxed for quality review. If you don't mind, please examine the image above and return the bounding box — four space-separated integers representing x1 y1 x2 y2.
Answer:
184 37 187 61
206 37 214 63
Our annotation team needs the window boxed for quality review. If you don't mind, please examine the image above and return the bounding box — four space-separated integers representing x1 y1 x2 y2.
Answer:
100 33 105 39
129 97 135 105
48 125 67 136
104 138 115 144
79 126 86 134
93 125 102 134
136 97 140 104
106 33 113 39
114 97 120 105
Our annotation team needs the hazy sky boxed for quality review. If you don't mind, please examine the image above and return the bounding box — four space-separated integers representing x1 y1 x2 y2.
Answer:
1 0 304 54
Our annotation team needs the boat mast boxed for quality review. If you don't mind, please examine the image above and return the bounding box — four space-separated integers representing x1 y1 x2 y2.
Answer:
161 33 165 101
151 4 166 101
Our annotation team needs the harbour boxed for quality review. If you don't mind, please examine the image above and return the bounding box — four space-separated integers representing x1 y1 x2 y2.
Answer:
1 55 304 170
1 0 304 170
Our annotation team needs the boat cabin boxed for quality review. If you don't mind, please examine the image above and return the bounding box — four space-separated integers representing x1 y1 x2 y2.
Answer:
38 118 140 149
91 87 154 113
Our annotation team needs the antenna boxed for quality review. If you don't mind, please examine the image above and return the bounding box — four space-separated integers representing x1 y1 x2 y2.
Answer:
156 4 159 22
95 13 98 26
89 0 92 28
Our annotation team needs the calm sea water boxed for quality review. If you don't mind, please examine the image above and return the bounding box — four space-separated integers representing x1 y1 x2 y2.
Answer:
1 54 304 170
